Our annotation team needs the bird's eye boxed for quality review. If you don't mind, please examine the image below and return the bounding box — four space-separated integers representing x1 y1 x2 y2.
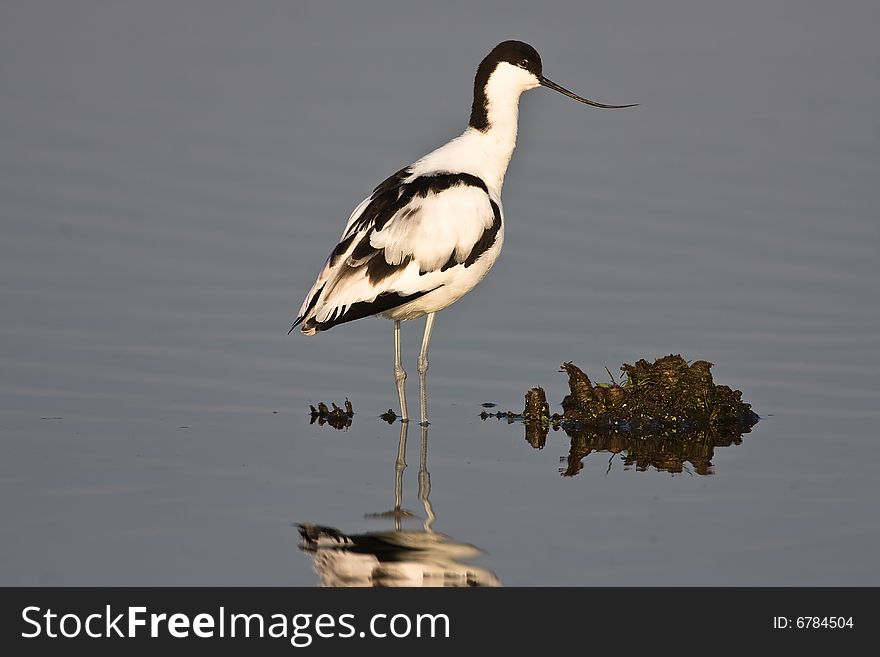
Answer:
517 58 529 68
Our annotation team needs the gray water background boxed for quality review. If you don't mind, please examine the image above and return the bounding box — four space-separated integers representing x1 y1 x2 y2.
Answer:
1 0 878 585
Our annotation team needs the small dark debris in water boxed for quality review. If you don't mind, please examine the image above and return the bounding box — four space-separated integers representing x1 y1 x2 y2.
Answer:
40 416 63 420
272 410 279 414
309 399 354 430
364 507 416 520
380 409 398 423
481 402 498 408
523 387 550 449
479 409 522 423
483 355 760 476
524 387 549 419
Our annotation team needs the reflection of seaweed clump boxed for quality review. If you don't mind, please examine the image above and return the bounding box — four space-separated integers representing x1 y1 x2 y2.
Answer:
561 428 747 477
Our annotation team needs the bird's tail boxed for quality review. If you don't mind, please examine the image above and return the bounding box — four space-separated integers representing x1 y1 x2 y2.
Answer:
289 282 327 335
289 315 319 336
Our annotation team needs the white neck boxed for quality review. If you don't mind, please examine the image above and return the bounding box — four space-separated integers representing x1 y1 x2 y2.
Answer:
458 122 518 194
413 63 537 196
474 75 523 188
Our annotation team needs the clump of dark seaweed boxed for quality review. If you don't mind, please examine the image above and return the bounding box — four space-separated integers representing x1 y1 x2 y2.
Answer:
309 400 354 429
558 355 759 432
480 355 760 475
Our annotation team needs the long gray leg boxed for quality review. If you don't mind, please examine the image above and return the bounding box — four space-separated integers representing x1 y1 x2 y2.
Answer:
393 320 409 423
417 312 436 426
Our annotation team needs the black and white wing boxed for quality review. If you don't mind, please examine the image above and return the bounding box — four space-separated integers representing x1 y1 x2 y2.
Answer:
291 167 502 335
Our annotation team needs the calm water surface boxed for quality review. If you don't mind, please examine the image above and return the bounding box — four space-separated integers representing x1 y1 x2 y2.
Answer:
1 1 878 585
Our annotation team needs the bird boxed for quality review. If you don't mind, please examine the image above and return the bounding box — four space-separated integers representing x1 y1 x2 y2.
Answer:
290 40 636 425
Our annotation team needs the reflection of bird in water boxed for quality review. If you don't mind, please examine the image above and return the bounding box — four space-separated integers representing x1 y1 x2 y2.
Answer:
297 423 501 587
297 525 500 587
